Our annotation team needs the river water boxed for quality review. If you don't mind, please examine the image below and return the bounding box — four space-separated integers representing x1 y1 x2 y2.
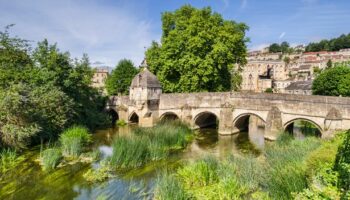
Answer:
0 117 316 200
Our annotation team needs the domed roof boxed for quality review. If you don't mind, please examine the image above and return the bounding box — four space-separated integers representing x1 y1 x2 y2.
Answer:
130 67 161 88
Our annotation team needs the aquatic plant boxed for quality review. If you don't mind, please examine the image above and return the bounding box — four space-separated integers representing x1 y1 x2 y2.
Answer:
109 121 192 168
116 119 127 126
59 126 92 158
110 136 150 168
154 171 191 200
40 148 62 170
83 165 112 182
264 135 322 200
0 149 23 173
178 156 219 187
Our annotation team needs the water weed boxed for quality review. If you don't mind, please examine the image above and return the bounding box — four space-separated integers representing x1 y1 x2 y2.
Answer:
154 171 191 200
60 126 92 158
0 149 23 173
40 148 62 170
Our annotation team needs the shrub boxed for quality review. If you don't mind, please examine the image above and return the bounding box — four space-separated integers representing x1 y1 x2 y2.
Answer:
40 148 62 170
60 126 92 158
334 130 350 194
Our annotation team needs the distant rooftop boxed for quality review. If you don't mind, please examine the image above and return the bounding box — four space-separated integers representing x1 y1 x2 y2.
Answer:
285 81 312 91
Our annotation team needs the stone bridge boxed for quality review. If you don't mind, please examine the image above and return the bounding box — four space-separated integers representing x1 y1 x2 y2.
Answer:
107 92 350 140
106 67 350 140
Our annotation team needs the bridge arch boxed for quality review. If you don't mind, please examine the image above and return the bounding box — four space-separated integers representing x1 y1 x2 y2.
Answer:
160 112 180 121
284 118 322 137
194 111 219 129
107 108 119 125
232 113 266 133
129 111 139 124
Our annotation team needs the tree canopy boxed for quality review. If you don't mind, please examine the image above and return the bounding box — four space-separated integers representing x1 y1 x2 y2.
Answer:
305 33 350 52
105 59 138 95
0 26 108 149
268 42 294 54
312 65 350 96
145 5 249 93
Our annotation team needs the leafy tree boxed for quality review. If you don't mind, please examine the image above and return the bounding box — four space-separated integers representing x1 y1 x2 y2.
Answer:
265 88 273 93
305 33 350 52
280 41 290 53
312 65 350 96
145 5 248 93
0 27 108 149
269 43 281 53
105 59 138 95
327 59 333 69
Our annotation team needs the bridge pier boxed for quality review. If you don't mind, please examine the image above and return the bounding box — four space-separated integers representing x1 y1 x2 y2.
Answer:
218 103 234 135
265 107 283 140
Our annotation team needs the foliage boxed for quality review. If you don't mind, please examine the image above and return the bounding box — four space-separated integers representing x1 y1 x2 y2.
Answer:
334 130 350 195
0 149 23 173
116 119 127 126
40 148 62 171
231 69 242 91
178 157 219 187
146 5 248 93
327 59 333 69
83 162 113 183
265 88 273 93
305 33 350 52
109 121 192 168
105 59 138 95
59 126 92 158
0 26 108 149
312 65 350 96
264 136 321 199
155 171 191 200
268 41 294 54
0 83 73 149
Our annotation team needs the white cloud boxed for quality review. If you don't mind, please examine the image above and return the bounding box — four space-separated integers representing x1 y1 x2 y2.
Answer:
279 32 286 39
0 0 158 67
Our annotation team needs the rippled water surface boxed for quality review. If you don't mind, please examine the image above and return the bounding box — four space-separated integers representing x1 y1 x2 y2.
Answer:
0 121 273 200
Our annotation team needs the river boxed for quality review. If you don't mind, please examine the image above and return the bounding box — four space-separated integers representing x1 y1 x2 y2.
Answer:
0 117 317 200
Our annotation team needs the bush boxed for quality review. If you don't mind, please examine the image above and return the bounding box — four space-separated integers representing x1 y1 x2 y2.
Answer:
116 120 127 126
334 130 350 194
59 126 92 158
40 148 62 170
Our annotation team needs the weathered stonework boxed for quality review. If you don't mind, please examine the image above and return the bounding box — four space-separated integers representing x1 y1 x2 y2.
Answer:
106 67 350 140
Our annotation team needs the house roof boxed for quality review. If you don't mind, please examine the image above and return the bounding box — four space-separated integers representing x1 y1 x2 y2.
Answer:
130 67 161 88
285 81 312 91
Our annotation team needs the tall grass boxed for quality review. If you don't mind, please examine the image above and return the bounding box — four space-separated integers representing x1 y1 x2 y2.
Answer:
263 134 322 199
59 126 92 158
155 171 191 200
0 149 22 173
40 148 62 170
109 121 192 169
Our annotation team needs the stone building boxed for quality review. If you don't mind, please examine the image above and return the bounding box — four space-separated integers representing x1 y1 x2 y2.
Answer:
284 81 312 95
92 68 109 93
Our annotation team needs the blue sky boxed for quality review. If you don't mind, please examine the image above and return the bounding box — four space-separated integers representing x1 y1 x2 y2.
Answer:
1 0 350 67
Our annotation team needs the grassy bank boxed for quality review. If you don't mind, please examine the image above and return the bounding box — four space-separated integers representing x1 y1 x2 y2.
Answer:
109 121 193 169
154 132 347 200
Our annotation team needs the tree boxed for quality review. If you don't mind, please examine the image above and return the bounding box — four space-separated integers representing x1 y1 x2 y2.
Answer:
105 59 138 95
312 65 350 96
280 41 290 53
269 43 281 53
327 59 333 69
145 5 248 93
305 33 350 52
0 27 109 149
